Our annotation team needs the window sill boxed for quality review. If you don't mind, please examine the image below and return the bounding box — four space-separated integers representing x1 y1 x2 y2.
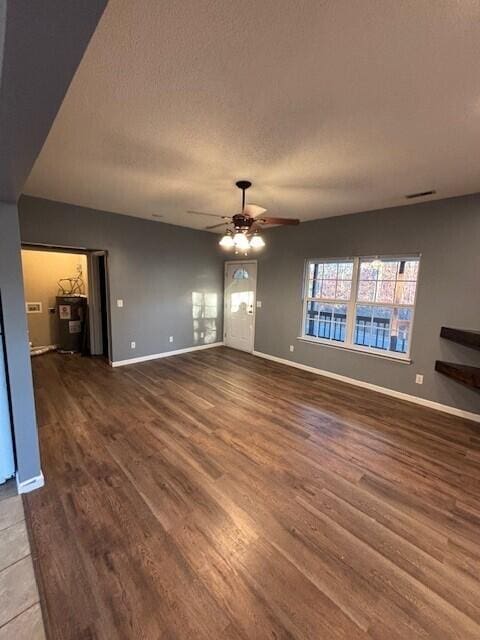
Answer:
297 336 412 364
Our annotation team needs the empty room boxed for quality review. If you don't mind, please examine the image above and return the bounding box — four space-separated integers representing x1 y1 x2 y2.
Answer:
1 2 480 639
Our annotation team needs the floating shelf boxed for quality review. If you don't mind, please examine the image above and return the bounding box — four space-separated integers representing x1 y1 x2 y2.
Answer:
440 327 480 351
435 361 480 390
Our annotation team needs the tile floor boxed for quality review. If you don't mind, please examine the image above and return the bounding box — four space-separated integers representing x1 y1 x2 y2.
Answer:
0 481 45 639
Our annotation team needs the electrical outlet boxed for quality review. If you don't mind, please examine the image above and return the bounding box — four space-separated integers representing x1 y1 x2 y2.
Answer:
289 345 294 352
130 341 136 349
169 336 174 343
117 299 124 308
415 374 423 384
256 300 262 308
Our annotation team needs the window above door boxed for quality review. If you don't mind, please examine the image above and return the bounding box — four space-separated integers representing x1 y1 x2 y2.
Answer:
233 267 249 280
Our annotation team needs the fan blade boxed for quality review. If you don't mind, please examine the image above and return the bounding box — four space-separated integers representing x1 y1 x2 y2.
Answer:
257 217 300 225
206 222 229 230
243 203 267 218
187 210 230 220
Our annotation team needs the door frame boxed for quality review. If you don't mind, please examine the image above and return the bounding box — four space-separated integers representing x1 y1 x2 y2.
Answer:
224 259 257 353
87 250 112 360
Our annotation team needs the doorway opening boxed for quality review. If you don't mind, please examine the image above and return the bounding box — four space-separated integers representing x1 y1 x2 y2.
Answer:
21 246 111 360
224 260 257 352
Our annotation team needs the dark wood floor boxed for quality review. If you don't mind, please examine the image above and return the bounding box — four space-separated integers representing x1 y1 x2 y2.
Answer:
24 347 480 639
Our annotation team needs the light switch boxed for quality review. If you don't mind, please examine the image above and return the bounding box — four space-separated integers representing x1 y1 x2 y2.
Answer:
256 300 262 308
117 299 124 308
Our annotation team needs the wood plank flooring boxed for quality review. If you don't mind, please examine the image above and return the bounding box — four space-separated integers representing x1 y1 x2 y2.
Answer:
24 347 480 639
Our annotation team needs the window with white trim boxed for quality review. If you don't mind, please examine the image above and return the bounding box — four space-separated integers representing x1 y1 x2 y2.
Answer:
302 256 420 359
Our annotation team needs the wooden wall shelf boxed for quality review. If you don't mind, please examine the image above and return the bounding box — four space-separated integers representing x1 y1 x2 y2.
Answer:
435 361 480 390
440 327 480 351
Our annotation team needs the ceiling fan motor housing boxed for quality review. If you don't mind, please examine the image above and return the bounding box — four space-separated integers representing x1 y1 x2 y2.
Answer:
232 214 254 231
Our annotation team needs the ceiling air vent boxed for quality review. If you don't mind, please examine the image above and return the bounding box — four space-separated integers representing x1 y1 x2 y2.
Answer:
405 190 436 200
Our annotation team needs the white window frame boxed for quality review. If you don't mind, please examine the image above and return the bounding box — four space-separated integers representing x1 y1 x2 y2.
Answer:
299 255 421 363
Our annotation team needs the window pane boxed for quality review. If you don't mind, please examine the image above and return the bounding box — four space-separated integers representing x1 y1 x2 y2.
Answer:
307 260 353 302
404 260 419 280
321 279 336 299
354 305 411 353
231 291 253 313
305 301 321 338
376 280 395 303
358 280 376 302
359 261 378 280
338 262 353 280
358 258 419 297
305 302 347 343
311 263 323 279
323 263 338 279
354 306 392 350
397 280 417 305
395 308 412 353
315 280 325 298
335 280 352 301
307 263 324 297
378 260 399 281
233 268 249 280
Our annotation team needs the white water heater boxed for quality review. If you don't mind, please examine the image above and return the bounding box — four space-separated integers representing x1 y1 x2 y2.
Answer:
0 321 15 484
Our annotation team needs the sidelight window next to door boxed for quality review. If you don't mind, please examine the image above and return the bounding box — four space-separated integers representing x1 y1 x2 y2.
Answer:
302 256 420 360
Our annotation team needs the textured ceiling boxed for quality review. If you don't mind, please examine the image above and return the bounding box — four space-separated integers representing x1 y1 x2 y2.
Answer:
24 0 480 231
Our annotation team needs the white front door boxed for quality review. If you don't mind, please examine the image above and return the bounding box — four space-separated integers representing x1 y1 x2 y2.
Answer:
224 261 257 352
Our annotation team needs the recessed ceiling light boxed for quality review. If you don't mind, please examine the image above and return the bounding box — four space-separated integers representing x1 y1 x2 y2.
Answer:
405 190 436 199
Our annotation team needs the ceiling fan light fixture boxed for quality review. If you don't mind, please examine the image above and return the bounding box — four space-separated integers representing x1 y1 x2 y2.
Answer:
189 181 299 248
250 233 265 250
233 232 250 250
219 232 234 249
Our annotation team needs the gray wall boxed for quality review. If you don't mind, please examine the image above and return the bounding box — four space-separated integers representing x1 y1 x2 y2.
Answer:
255 193 480 416
0 2 6 77
0 202 41 482
19 196 224 363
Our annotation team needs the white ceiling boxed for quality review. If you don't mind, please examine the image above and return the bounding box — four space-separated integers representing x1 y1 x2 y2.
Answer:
24 0 480 231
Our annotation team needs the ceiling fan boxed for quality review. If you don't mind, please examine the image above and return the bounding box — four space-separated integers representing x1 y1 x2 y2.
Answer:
187 180 300 253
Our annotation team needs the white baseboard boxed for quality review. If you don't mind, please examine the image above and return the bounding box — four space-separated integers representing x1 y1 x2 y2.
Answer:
16 471 45 494
111 341 224 367
253 350 480 424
